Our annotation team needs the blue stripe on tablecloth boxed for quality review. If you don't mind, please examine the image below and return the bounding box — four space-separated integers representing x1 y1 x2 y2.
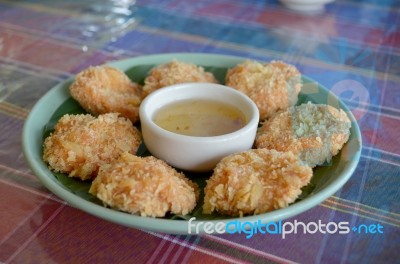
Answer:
325 3 400 27
3 0 399 30
247 0 400 9
337 157 400 212
342 0 400 8
138 0 400 48
146 0 400 29
128 6 400 73
3 4 397 93
1 1 399 77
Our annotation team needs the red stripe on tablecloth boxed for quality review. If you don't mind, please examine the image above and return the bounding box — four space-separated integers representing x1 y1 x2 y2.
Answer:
0 189 63 262
364 115 400 155
0 27 115 73
5 204 66 263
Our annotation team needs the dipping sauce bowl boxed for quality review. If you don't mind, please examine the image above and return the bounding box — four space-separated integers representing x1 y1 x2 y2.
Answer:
139 83 259 172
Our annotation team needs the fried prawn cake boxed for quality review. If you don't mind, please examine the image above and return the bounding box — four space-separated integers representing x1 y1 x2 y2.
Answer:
70 65 142 123
203 149 312 216
142 60 218 97
90 152 199 217
43 113 142 180
255 103 351 167
225 60 302 120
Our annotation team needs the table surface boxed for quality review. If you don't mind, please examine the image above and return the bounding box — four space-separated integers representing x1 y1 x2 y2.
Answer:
0 0 399 263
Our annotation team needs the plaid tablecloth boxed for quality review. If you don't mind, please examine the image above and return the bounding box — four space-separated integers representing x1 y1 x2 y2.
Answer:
0 0 399 263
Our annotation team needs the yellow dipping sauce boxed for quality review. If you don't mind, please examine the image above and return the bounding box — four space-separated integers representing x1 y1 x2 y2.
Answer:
153 99 246 137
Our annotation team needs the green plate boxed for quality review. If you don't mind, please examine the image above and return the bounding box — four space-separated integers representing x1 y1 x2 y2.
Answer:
22 53 362 234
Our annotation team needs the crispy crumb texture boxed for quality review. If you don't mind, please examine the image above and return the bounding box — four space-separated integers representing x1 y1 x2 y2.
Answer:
203 149 312 216
43 113 142 180
43 59 353 219
142 60 218 97
256 103 351 167
70 65 142 123
225 60 302 120
89 152 199 217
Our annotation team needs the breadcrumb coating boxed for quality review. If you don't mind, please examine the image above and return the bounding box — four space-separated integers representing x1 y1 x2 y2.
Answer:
90 152 199 217
203 149 312 216
255 103 351 167
70 65 142 123
225 60 302 120
43 113 142 180
142 60 218 97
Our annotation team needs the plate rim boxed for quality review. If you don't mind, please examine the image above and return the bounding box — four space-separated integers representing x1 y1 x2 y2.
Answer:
22 52 362 234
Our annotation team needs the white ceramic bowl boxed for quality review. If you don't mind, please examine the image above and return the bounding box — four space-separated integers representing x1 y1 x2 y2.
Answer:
139 83 259 172
279 0 335 12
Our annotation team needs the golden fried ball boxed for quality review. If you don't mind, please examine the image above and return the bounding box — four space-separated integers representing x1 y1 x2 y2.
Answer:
70 65 142 123
203 149 313 216
142 60 218 97
255 103 351 167
90 152 199 217
43 113 142 180
225 60 302 120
